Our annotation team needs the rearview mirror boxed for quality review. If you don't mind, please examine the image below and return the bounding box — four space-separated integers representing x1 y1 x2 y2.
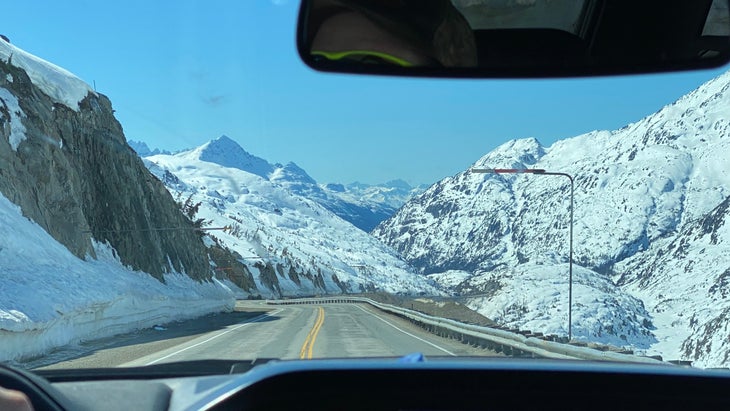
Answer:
297 0 730 77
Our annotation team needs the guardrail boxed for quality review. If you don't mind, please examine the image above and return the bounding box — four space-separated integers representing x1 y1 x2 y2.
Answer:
266 296 670 365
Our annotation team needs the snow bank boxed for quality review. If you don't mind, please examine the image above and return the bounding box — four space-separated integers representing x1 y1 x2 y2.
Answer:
0 193 235 362
464 263 657 348
0 39 94 111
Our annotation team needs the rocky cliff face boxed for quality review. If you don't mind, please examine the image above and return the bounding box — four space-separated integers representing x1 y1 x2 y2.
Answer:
0 44 210 281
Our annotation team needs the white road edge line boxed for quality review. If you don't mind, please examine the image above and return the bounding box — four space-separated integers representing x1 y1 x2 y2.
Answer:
354 304 456 356
145 309 283 365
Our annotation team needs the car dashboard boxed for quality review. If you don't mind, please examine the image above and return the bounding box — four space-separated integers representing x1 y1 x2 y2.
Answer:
3 358 728 411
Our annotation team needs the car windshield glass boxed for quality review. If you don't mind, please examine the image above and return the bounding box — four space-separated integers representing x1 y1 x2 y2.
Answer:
1 0 730 373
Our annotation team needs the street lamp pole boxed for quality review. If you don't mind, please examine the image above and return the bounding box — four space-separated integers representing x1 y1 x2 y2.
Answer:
472 168 574 341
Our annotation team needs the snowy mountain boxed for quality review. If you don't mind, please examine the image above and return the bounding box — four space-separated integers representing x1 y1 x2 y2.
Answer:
373 70 730 366
305 179 427 232
198 135 275 179
146 135 423 231
269 162 396 232
144 143 437 297
270 161 318 187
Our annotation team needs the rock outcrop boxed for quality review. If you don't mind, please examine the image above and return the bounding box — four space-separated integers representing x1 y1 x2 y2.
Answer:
1 47 210 281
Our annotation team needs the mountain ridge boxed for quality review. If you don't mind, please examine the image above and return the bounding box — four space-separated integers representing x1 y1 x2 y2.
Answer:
135 135 425 231
373 69 730 366
144 144 437 297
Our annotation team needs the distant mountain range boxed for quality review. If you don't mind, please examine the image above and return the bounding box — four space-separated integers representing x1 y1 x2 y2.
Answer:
373 70 730 367
131 135 426 232
127 140 173 157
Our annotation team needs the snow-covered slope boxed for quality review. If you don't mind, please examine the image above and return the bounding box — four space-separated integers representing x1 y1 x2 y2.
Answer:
144 142 437 297
617 195 730 367
0 184 235 363
374 70 730 365
270 163 395 232
462 263 656 348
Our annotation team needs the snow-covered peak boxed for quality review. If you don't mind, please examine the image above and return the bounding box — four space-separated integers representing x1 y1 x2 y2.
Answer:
383 179 412 190
195 135 274 179
0 38 94 111
270 162 317 186
473 137 546 169
671 69 730 111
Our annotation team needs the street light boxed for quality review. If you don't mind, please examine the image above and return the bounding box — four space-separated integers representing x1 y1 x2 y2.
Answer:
472 168 574 341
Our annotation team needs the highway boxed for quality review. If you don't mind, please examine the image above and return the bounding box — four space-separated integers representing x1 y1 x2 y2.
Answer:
32 301 499 370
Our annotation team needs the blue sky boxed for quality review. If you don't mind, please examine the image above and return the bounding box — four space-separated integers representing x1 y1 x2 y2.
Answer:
4 0 728 185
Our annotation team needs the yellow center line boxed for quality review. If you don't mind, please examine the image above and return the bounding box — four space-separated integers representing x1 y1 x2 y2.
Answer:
307 307 325 359
299 306 325 359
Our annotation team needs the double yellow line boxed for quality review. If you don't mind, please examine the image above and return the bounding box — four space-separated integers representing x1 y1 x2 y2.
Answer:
299 306 325 359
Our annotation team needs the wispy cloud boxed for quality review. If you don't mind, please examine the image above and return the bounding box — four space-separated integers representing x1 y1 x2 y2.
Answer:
201 94 229 107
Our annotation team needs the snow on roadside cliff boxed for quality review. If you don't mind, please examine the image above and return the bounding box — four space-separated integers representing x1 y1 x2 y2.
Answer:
0 193 235 362
0 38 94 111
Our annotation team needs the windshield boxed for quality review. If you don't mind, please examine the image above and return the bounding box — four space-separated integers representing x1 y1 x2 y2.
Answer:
2 0 730 372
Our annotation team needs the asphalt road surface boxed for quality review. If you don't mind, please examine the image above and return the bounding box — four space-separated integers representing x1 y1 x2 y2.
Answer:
30 301 499 370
